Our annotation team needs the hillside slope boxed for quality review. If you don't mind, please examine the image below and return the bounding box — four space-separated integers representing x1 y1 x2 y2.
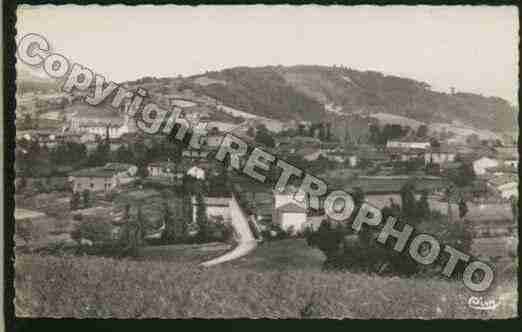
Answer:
181 65 516 132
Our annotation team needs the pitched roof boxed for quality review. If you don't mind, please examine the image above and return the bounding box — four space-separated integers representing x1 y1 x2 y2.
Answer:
276 202 307 213
148 161 177 168
14 208 46 220
70 163 135 178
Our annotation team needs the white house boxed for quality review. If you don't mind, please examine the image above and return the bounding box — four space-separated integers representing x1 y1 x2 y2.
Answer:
473 157 499 175
69 163 137 193
386 140 431 150
272 187 309 233
191 196 231 222
424 147 457 166
187 165 206 180
504 159 519 168
273 202 308 233
273 187 307 210
348 155 358 167
147 161 180 178
497 182 518 199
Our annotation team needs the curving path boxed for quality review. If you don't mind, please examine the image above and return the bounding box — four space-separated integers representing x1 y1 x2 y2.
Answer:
201 194 258 267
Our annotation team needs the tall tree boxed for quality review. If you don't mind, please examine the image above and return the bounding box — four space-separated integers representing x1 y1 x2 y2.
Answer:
255 124 275 148
195 192 208 241
458 197 469 219
82 189 91 208
400 181 417 221
416 125 428 137
416 191 430 219
70 191 81 211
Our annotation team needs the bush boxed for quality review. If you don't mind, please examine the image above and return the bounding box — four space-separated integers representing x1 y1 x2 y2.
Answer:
306 215 474 278
71 219 114 245
260 223 296 240
205 218 237 244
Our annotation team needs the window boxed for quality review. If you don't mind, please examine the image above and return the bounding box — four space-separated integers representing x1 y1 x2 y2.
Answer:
90 183 94 188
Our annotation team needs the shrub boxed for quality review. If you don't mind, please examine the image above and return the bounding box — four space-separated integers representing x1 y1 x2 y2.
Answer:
307 214 474 278
71 218 114 245
206 218 237 244
260 223 297 240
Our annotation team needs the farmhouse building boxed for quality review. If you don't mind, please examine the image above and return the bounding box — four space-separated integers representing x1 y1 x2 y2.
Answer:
147 161 181 178
191 196 231 221
69 163 137 193
273 202 308 233
424 147 457 166
386 140 431 150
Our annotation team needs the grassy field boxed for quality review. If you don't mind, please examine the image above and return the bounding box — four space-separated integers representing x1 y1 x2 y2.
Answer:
15 239 517 318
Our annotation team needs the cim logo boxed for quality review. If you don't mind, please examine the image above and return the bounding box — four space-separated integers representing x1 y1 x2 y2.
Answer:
468 296 500 311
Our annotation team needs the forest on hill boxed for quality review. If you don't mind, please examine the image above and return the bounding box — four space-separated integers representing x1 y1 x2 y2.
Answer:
185 65 516 132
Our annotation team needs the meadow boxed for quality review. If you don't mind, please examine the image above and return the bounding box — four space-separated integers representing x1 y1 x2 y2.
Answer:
14 239 517 318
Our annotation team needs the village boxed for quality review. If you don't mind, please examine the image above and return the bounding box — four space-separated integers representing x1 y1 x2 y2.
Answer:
9 4 521 320
14 84 518 269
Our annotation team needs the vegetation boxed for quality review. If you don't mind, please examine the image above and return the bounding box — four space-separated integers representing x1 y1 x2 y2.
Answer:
306 183 474 278
130 65 519 131
190 66 327 121
70 218 113 245
15 247 516 318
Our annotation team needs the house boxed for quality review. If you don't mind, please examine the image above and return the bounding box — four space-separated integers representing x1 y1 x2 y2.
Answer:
273 186 308 210
187 165 206 180
424 147 457 166
191 196 231 222
79 132 98 144
273 202 308 233
487 174 519 199
497 182 518 199
15 208 47 223
204 133 224 149
321 150 347 163
271 187 310 232
387 147 425 162
347 155 358 167
386 140 431 150
495 146 518 168
64 103 134 138
298 147 322 161
182 148 211 159
473 157 499 175
69 163 137 193
357 149 388 164
206 121 237 133
147 161 181 178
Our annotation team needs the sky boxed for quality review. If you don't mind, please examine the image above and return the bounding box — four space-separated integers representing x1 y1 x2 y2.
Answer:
16 5 519 105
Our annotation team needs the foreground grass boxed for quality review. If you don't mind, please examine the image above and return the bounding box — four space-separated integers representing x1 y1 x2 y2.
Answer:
15 247 517 318
226 239 325 272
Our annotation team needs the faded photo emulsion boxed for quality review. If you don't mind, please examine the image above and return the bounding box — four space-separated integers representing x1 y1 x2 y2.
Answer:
12 5 518 318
